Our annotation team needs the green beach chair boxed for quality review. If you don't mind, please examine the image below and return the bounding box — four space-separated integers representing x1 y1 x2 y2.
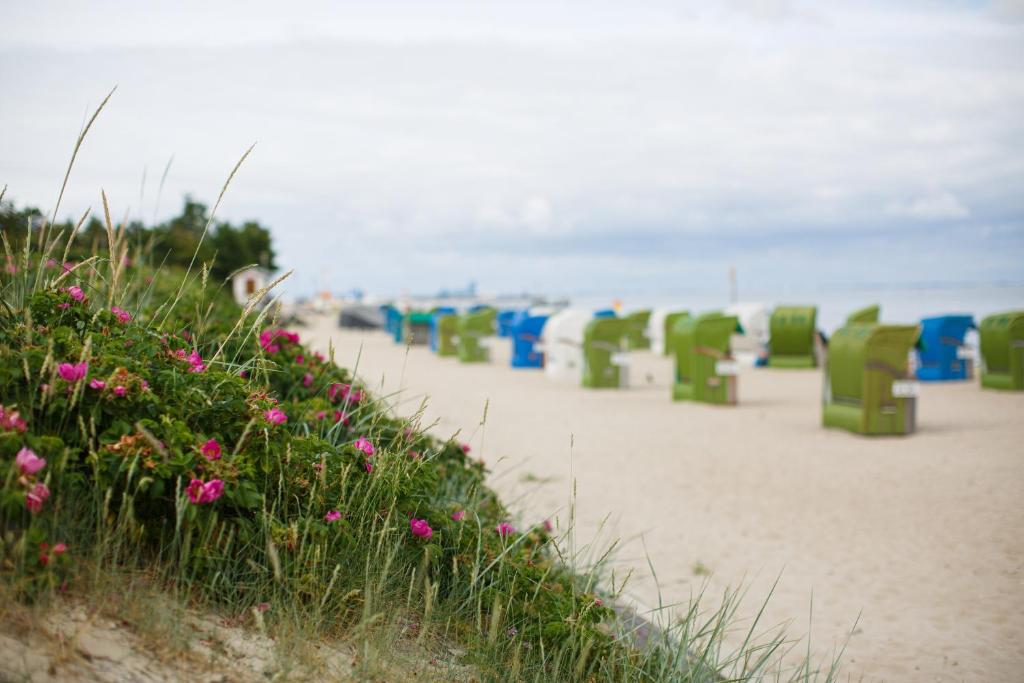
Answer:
822 323 921 435
979 310 1024 391
436 313 459 357
582 317 631 388
662 311 690 356
402 311 432 346
623 310 652 350
457 308 497 363
672 312 741 405
768 305 818 368
846 305 880 325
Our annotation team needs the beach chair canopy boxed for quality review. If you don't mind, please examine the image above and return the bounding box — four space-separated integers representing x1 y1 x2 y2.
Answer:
583 317 631 388
456 308 497 362
541 308 593 380
623 310 653 350
429 307 458 353
511 314 548 368
916 315 975 381
496 309 521 337
823 322 920 436
768 305 818 368
403 311 433 345
846 304 880 325
672 312 741 404
593 309 617 319
979 310 1024 390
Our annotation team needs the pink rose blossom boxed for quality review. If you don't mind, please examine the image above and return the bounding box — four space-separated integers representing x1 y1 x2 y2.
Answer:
408 450 420 459
239 370 249 378
89 379 106 390
200 438 222 461
364 461 373 474
324 510 341 523
187 479 223 504
111 306 132 323
461 443 471 454
62 262 75 273
16 447 46 475
26 483 50 514
0 405 28 432
451 510 466 522
303 373 314 388
333 410 349 425
45 258 58 269
57 302 70 310
353 436 374 456
67 285 85 302
113 385 127 397
496 522 516 538
187 350 206 373
296 355 305 365
264 407 287 425
594 598 604 606
543 519 554 533
257 602 270 613
53 542 68 555
316 411 327 421
57 361 88 382
410 518 433 539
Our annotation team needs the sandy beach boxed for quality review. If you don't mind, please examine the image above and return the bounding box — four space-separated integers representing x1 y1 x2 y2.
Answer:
303 313 1024 682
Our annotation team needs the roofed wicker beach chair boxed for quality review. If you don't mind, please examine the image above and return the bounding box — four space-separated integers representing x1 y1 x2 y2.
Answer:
429 306 458 353
510 313 549 368
582 317 631 388
768 305 819 368
979 310 1024 391
822 322 921 435
916 315 975 381
672 312 742 405
623 309 652 350
457 307 497 363
845 304 880 325
402 310 433 345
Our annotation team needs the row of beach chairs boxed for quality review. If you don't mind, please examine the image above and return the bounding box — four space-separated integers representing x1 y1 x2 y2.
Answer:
376 304 1024 437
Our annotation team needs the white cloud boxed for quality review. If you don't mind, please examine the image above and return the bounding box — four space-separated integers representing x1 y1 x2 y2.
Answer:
886 193 971 221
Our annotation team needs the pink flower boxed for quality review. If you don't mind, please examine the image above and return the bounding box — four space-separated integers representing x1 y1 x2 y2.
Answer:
333 410 349 425
26 483 50 514
57 361 88 383
239 370 249 378
496 522 516 538
187 479 223 504
353 436 374 456
364 461 373 474
594 598 604 607
316 411 327 421
408 450 420 459
53 543 67 556
67 285 85 302
45 258 58 269
186 479 204 504
200 438 222 461
113 385 127 397
257 602 270 613
264 407 287 425
461 443 471 454
303 373 314 388
187 350 206 373
314 352 325 363
140 380 149 391
543 519 553 533
410 518 433 539
327 383 344 401
57 302 70 310
173 349 187 360
324 510 341 523
16 447 46 475
296 355 305 365
89 379 106 390
451 510 466 522
62 262 75 273
0 405 27 432
111 306 132 323
200 479 224 503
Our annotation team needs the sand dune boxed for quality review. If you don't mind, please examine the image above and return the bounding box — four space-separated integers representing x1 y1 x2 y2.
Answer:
303 314 1024 682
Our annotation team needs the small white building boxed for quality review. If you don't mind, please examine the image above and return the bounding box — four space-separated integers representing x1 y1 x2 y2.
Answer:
231 267 273 307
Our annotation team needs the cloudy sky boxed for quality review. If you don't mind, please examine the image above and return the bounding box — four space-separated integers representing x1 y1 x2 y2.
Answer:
1 0 1023 300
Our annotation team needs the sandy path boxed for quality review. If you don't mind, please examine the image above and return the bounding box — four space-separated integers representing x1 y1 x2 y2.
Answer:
303 314 1024 682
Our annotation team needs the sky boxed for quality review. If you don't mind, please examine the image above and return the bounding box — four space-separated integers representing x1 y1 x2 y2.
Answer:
1 0 1023 301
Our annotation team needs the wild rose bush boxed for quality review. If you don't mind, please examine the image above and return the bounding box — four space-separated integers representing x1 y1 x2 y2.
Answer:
0 263 619 675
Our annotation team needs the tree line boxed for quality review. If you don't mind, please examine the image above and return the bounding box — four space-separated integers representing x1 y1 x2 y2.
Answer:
1 196 277 282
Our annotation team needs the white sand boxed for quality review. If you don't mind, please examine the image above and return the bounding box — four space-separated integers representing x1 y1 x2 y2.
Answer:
303 314 1024 682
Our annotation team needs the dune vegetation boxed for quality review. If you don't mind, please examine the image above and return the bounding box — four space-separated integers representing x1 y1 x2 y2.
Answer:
0 99 845 682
